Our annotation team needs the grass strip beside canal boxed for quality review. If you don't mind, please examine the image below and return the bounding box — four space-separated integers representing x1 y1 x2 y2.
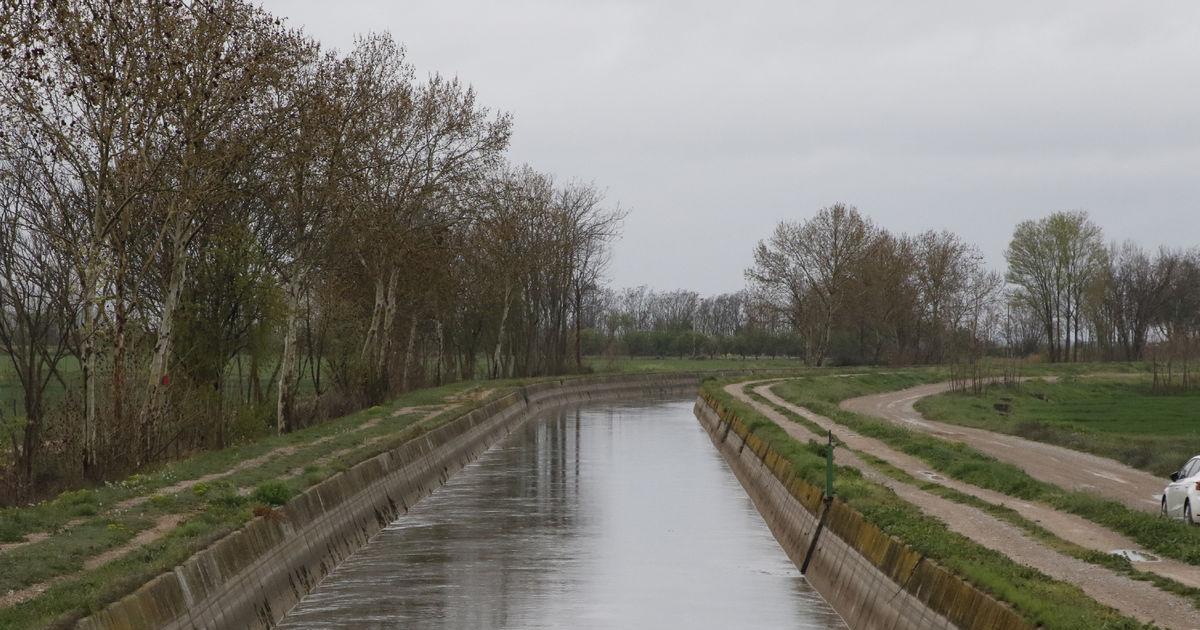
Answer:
0 380 511 629
770 373 1200 568
703 377 1143 630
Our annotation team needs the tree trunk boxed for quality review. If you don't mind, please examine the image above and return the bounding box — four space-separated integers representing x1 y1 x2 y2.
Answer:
435 319 444 385
401 315 418 391
250 351 263 405
276 274 304 434
492 282 511 379
360 273 387 366
574 286 583 371
142 241 188 461
20 384 42 489
377 270 400 382
81 281 100 476
112 234 128 441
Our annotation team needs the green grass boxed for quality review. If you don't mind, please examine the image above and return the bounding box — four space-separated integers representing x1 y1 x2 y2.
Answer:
769 372 1200 568
703 377 1142 629
827 431 1200 614
2 499 251 628
916 376 1200 475
0 378 519 629
587 355 810 374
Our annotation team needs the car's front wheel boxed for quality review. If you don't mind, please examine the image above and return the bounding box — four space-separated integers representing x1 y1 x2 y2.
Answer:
1162 497 1169 518
1185 500 1195 525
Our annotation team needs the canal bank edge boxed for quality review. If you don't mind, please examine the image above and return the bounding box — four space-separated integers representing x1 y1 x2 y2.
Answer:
76 373 701 630
694 393 1031 630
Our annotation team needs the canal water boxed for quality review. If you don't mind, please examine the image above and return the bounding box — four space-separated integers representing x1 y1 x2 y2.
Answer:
278 400 846 629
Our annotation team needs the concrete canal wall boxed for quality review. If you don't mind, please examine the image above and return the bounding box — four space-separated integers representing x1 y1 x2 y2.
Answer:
694 393 1032 630
77 374 700 630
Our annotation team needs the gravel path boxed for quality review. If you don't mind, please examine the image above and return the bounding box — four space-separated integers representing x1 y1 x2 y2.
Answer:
752 382 1200 590
840 382 1166 511
725 381 1200 628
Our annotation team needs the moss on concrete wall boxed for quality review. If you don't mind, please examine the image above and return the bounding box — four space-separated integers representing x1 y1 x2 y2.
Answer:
696 392 1031 630
78 374 699 630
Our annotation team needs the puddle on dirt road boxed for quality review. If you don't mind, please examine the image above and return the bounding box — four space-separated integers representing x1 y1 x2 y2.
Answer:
1111 549 1160 562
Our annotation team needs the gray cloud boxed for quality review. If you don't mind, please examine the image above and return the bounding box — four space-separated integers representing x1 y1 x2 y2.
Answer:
260 0 1200 293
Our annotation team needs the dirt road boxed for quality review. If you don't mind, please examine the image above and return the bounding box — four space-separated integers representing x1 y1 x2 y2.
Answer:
722 381 1200 628
751 382 1200 590
841 382 1166 512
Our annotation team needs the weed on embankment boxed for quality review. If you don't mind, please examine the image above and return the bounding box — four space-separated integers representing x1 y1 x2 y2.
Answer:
703 377 1143 629
0 379 509 629
770 372 1200 569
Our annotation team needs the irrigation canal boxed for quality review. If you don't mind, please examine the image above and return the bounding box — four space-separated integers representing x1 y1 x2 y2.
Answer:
278 399 845 629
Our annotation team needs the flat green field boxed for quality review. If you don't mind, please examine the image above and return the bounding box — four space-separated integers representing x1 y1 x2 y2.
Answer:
916 376 1200 476
588 355 809 374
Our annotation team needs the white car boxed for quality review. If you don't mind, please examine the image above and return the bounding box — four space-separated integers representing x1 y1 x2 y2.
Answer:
1163 455 1200 523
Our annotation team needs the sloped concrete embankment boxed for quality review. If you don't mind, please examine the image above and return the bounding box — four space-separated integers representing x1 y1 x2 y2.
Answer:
694 393 1031 630
78 374 699 630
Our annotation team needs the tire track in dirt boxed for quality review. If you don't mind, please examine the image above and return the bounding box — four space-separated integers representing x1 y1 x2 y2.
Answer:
0 404 418 557
1 387 497 615
840 382 1166 511
751 381 1200 590
724 380 1200 628
0 512 188 608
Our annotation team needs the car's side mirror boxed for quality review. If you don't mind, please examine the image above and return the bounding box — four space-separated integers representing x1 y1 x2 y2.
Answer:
1171 472 1181 482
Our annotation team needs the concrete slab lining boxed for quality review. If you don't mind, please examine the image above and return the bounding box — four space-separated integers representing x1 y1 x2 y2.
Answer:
694 393 1033 630
76 374 701 630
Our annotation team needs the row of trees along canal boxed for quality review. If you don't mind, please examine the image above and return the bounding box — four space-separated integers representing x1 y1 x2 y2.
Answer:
0 1 622 501
588 205 1199 385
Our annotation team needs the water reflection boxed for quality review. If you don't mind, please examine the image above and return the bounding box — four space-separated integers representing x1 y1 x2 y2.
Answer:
279 400 846 629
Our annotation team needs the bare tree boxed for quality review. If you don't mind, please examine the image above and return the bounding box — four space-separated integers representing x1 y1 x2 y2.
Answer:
1005 211 1105 362
1096 241 1176 360
0 163 76 492
747 203 876 365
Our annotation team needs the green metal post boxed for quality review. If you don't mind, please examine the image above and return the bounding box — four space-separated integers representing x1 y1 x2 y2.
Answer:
803 429 836 574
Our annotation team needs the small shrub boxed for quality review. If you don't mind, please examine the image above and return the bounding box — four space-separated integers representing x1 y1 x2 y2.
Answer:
251 481 293 506
125 473 151 489
148 494 174 509
55 488 99 515
229 403 273 443
202 481 245 509
303 471 324 487
56 488 95 506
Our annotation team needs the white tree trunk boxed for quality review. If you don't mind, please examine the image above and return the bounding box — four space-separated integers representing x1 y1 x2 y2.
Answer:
492 282 511 379
139 240 187 461
376 269 400 378
147 244 187 394
276 274 304 433
360 274 387 366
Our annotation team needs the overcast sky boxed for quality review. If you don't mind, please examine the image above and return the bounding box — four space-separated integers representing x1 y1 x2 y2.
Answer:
259 1 1200 294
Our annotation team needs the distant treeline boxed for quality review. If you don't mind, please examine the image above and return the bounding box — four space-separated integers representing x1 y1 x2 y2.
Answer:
593 205 1200 373
576 288 801 359
745 205 1200 369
